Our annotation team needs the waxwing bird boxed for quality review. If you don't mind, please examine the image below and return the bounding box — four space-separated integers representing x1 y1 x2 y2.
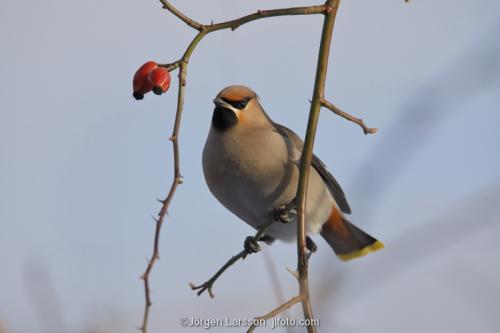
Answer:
202 85 383 261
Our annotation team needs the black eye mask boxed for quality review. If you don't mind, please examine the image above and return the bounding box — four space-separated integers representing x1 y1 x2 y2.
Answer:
221 97 251 110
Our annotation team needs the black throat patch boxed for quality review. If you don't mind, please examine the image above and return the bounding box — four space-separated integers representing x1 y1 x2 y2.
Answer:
212 106 238 131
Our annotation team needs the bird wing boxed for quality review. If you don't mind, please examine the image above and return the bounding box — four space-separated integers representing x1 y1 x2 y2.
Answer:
273 123 352 214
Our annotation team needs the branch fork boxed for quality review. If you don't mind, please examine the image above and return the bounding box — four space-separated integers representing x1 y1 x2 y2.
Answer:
246 295 305 333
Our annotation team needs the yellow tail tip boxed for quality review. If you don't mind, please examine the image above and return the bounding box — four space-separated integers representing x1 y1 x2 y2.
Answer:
337 240 384 262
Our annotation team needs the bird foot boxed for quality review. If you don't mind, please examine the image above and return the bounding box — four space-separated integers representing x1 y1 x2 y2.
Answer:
306 236 317 253
274 199 297 224
244 236 261 255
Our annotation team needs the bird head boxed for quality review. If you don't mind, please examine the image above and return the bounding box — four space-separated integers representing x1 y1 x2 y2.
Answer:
212 85 269 131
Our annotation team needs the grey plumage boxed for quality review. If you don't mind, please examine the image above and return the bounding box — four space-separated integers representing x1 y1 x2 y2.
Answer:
203 86 338 241
202 85 382 260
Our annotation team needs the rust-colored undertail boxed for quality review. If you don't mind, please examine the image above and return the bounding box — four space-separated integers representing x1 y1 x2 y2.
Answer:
320 207 384 261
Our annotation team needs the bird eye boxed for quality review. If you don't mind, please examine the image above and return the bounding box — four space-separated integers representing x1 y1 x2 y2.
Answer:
236 100 248 109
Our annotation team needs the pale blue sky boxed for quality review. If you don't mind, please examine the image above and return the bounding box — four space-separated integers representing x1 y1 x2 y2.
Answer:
1 1 500 332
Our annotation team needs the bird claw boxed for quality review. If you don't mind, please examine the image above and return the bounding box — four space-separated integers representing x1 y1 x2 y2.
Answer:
244 236 261 254
274 200 297 224
306 236 317 253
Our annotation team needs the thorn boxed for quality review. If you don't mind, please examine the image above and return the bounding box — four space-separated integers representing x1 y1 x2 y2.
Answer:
286 267 299 280
208 288 215 298
157 198 165 204
188 282 196 290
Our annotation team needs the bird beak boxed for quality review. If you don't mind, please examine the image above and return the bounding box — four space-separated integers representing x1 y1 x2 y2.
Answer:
213 97 229 108
213 97 239 115
212 97 239 130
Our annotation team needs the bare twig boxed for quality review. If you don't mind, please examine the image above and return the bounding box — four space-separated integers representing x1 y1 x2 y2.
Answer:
207 6 328 32
246 295 304 333
158 60 182 72
321 98 377 134
188 249 246 298
159 1 328 32
189 220 275 298
158 0 203 30
293 1 341 332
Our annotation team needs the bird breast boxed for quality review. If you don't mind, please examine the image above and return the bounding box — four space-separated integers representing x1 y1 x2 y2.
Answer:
202 125 296 224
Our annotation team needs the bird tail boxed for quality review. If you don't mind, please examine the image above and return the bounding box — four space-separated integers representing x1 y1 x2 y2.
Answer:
320 207 384 261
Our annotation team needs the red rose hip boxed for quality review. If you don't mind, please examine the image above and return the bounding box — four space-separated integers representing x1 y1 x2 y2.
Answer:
148 68 171 95
133 61 158 100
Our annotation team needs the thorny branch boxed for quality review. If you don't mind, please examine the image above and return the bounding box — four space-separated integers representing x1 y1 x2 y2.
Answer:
140 61 186 333
140 0 378 332
159 0 328 32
